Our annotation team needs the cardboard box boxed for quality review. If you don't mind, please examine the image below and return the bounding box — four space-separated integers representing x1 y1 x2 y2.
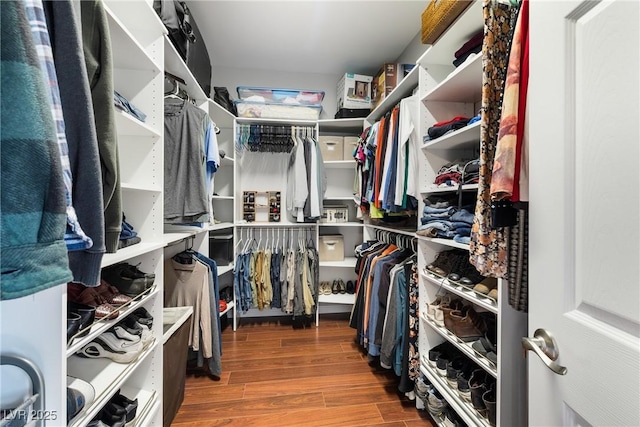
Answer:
337 73 373 109
318 135 344 161
372 63 416 110
343 136 359 160
319 234 345 262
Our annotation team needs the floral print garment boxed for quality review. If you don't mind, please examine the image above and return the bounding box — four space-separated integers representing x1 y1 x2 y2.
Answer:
469 0 519 278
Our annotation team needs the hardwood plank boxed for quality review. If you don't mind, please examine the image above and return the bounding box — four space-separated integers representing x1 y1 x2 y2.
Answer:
323 382 403 407
175 404 386 427
173 392 325 423
244 327 356 341
221 343 347 361
221 351 363 372
228 360 373 384
376 400 422 423
182 383 245 405
404 414 438 427
183 371 230 389
363 423 407 427
280 333 356 346
243 372 398 398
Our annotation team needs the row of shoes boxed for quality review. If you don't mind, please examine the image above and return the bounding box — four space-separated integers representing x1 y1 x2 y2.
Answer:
76 308 154 364
67 263 156 343
319 279 356 295
87 390 138 427
427 341 497 426
426 250 498 301
427 295 496 350
415 376 466 427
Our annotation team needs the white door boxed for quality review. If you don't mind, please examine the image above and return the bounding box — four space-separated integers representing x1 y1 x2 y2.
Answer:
528 1 640 426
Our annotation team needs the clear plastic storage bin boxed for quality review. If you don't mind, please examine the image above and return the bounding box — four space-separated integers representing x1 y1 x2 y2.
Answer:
234 100 322 120
237 86 325 106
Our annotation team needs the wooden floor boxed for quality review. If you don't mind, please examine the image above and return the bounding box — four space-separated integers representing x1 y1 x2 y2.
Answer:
172 314 436 427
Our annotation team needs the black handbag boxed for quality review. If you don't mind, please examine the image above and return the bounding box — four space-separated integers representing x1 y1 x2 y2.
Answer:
214 87 237 116
153 0 195 60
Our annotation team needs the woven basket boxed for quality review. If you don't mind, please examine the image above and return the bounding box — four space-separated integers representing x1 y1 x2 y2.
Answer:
421 0 474 44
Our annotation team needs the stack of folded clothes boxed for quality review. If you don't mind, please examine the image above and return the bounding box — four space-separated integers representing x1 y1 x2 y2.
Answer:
119 214 141 249
417 196 476 245
453 30 483 68
428 159 480 190
425 116 471 141
114 90 147 122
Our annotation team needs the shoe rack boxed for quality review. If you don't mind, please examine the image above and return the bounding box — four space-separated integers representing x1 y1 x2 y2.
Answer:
415 2 527 426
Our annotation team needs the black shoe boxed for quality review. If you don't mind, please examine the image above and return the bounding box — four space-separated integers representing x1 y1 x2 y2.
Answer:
67 312 82 344
111 391 138 423
132 307 153 326
345 280 355 294
68 301 97 338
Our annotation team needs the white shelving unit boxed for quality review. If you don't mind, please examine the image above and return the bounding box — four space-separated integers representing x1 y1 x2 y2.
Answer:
416 1 527 426
61 3 167 425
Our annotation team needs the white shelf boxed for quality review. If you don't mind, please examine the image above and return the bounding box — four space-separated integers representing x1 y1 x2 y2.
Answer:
163 35 207 102
422 184 479 194
422 53 483 103
416 0 483 67
318 293 356 305
104 5 161 72
218 263 235 276
324 195 356 201
422 271 498 314
422 121 481 151
365 223 416 237
101 242 166 267
319 222 363 228
208 222 235 231
67 287 159 357
317 118 365 132
421 361 490 427
208 99 236 129
120 387 158 427
421 313 497 378
114 109 162 139
367 64 420 122
162 306 194 345
235 222 317 227
319 257 357 268
220 300 235 317
416 235 470 251
235 117 317 126
67 340 159 427
121 182 162 193
324 160 357 169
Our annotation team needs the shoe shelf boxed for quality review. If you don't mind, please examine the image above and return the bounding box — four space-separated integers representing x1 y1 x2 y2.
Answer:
67 286 159 357
324 160 357 169
421 358 491 427
319 257 357 268
114 109 162 139
218 263 235 276
220 300 235 317
119 386 157 427
421 271 498 314
422 184 479 195
421 312 497 379
421 121 481 152
101 242 167 268
421 53 483 103
416 235 470 251
318 293 356 305
67 339 158 427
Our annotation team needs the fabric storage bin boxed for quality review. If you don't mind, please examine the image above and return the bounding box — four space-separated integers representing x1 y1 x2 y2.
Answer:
234 100 322 120
209 234 234 266
319 136 344 161
343 136 359 160
237 86 325 106
319 234 345 262
421 0 473 44
163 307 193 427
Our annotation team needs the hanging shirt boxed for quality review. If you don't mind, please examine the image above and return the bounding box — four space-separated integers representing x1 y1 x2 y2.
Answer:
397 95 420 205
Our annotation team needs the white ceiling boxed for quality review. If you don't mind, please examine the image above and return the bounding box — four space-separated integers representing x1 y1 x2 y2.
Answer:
187 1 427 75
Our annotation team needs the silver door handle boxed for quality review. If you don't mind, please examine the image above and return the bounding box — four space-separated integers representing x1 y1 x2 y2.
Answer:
522 328 568 375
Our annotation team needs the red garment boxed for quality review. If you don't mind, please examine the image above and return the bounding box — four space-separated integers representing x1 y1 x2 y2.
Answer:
512 0 529 202
433 115 470 127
